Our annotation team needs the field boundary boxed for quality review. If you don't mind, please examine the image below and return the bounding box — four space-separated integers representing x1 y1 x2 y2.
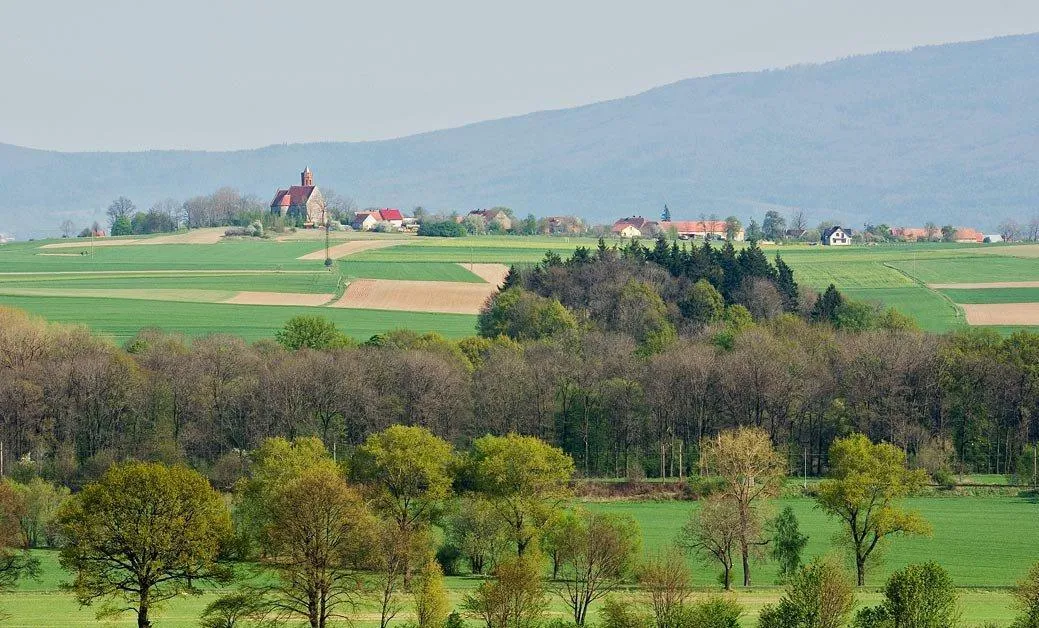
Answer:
882 261 966 326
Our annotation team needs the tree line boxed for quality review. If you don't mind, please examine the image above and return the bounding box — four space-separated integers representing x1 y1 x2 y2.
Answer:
1 427 1038 627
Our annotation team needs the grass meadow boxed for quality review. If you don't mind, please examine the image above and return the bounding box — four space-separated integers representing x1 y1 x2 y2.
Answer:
3 494 1032 626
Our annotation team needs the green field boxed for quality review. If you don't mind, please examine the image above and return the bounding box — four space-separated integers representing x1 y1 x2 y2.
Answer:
0 296 478 341
1 495 1030 626
4 235 1039 339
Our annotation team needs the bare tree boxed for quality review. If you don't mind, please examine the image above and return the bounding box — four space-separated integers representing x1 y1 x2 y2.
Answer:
59 220 75 238
678 495 740 590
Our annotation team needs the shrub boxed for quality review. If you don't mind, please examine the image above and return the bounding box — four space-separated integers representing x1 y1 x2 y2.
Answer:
854 562 958 628
685 475 726 500
757 555 854 628
1011 561 1039 628
679 597 743 628
598 596 651 628
418 220 466 237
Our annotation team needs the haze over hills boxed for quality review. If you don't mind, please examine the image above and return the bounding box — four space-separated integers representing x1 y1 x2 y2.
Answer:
2 33 1038 238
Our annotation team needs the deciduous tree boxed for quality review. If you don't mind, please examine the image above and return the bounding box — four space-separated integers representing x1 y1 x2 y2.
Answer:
57 462 233 628
703 427 786 586
815 434 930 586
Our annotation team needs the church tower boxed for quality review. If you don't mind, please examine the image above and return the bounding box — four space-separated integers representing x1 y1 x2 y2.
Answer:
301 166 313 186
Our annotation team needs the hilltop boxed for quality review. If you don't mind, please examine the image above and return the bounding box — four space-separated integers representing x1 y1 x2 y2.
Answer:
2 33 1038 237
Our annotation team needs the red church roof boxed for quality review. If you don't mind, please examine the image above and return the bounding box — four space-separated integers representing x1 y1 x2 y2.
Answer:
270 185 315 208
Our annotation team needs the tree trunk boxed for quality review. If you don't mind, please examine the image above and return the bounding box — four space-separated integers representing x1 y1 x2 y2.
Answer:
856 555 866 586
138 586 151 628
723 564 732 590
742 543 751 586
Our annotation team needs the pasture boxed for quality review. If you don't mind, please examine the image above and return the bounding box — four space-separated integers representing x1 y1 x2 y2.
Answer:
4 232 1039 339
2 494 1032 626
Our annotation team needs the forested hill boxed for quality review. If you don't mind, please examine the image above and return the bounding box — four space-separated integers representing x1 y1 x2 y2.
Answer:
3 33 1039 238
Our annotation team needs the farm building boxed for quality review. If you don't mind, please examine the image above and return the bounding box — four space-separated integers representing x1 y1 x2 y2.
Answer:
660 219 744 241
270 167 326 226
352 208 404 231
953 227 984 243
822 226 851 245
611 216 656 238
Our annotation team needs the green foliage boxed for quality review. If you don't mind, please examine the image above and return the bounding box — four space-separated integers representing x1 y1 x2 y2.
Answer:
478 287 578 341
1011 562 1039 628
234 437 336 556
679 279 725 327
110 215 133 236
462 551 548 628
9 477 68 548
598 596 652 628
465 433 575 554
816 434 931 585
678 597 744 628
554 509 642 625
352 425 455 528
274 314 354 350
418 220 467 237
56 462 233 625
769 506 809 581
199 590 275 628
757 555 855 628
854 562 958 628
413 559 450 628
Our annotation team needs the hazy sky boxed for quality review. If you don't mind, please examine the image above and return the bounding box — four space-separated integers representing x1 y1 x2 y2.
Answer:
3 0 1039 152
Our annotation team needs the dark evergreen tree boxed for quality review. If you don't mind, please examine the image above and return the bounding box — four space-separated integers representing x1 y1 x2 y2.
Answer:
736 242 776 281
774 254 799 311
501 265 521 291
812 284 845 323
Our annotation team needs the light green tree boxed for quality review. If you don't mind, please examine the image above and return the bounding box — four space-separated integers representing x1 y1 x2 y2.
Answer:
57 462 233 628
554 509 642 625
466 433 575 555
816 434 930 586
275 315 354 350
352 425 455 531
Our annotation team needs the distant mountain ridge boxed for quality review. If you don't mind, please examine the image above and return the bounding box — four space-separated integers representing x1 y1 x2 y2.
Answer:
2 33 1038 238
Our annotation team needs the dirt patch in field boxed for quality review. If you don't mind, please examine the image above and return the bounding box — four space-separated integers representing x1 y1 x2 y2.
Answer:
331 279 496 314
39 228 226 249
459 263 510 285
223 291 334 306
142 228 225 244
962 303 1039 325
298 240 406 260
930 281 1039 289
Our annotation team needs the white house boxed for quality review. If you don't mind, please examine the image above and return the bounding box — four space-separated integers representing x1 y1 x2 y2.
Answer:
822 226 851 246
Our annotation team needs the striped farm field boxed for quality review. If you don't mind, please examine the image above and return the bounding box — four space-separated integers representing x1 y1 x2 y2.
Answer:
3 233 1039 338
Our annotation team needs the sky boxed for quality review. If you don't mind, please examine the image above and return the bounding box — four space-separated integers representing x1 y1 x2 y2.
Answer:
3 0 1039 152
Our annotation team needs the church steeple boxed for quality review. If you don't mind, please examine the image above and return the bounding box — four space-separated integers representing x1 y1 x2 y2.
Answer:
301 166 313 186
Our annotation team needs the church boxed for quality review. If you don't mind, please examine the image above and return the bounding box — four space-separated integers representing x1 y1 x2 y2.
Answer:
270 167 326 226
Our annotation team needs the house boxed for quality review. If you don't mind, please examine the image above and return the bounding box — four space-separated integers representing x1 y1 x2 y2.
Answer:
611 216 656 238
890 227 934 241
270 167 326 226
467 209 512 231
784 228 807 240
660 219 745 241
953 227 984 243
822 226 851 246
352 212 381 231
352 208 405 231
